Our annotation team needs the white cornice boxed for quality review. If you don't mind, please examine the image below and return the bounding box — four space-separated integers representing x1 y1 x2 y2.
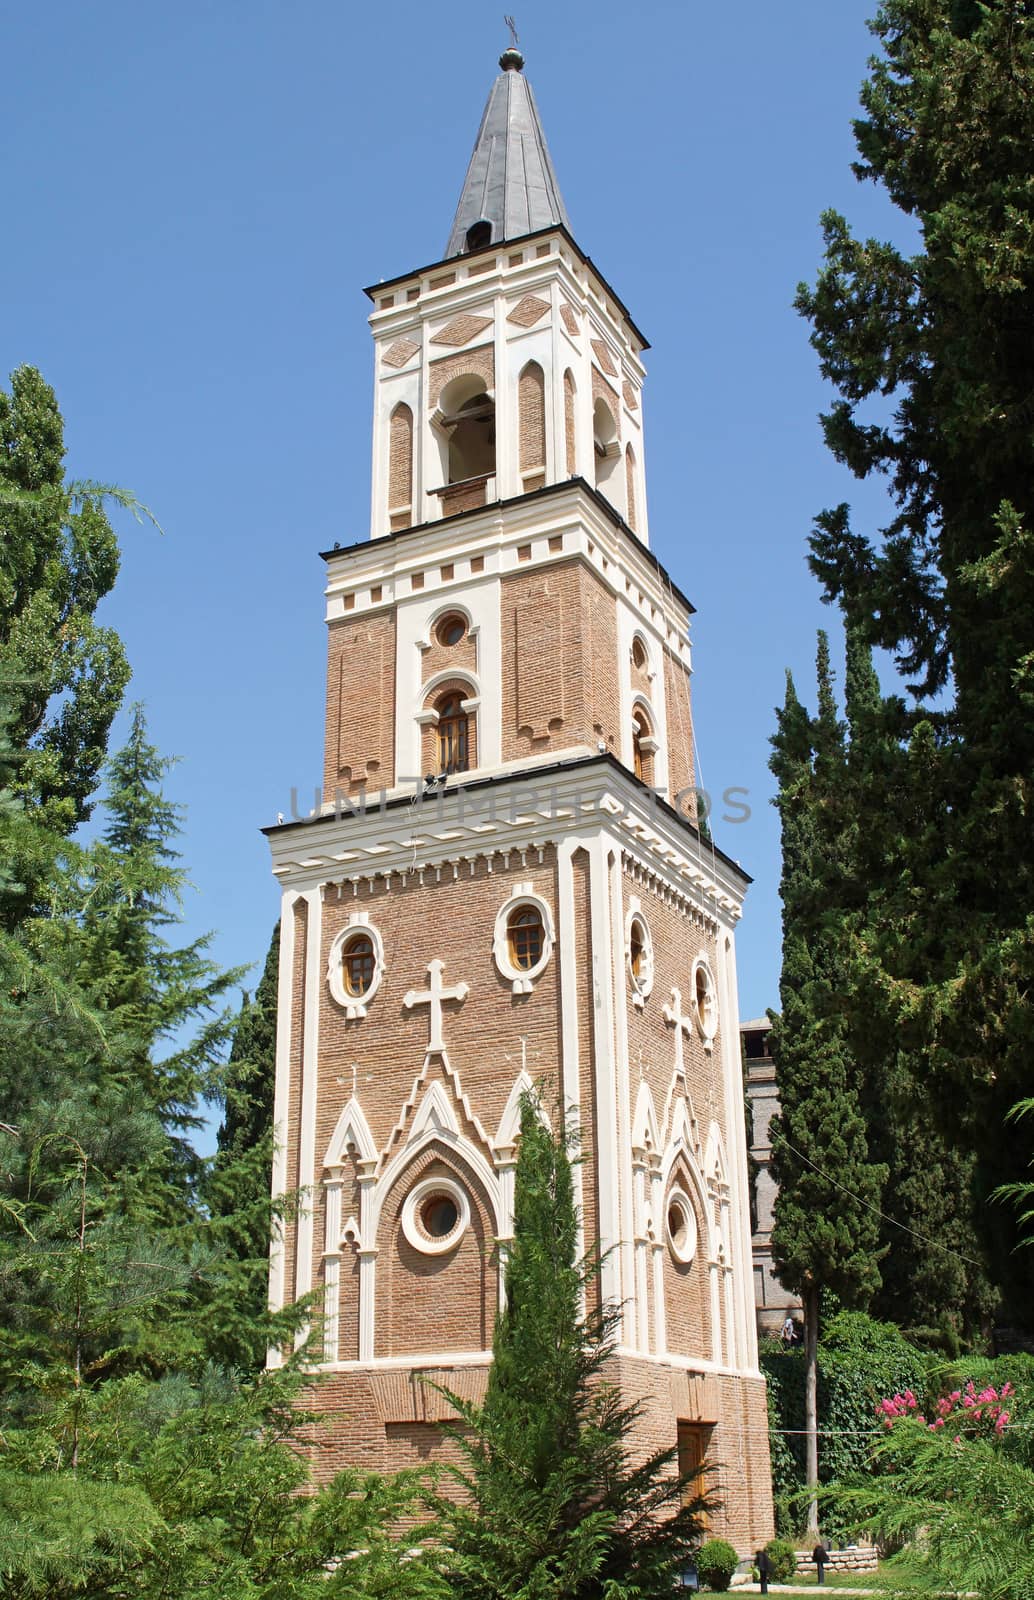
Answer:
267 760 747 928
323 482 692 665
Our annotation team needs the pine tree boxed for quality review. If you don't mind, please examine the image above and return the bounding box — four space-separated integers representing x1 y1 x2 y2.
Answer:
439 1093 703 1599
768 637 887 1536
796 0 1034 1323
72 704 244 1221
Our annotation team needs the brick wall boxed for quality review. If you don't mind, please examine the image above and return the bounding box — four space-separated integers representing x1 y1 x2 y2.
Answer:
663 647 697 820
324 611 397 796
500 559 621 763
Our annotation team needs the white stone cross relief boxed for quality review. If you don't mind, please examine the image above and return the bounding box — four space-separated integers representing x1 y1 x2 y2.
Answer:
404 958 469 1054
662 986 693 1081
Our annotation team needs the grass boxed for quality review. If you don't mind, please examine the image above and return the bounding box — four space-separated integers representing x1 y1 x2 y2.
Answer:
756 1555 933 1594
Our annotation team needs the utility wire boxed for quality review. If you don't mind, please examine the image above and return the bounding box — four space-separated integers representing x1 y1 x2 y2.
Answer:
771 1129 985 1269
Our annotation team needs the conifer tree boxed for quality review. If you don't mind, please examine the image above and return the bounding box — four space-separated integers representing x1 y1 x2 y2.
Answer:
199 923 287 1370
796 0 1034 1322
0 367 130 869
71 704 244 1220
768 637 887 1535
440 1093 702 1599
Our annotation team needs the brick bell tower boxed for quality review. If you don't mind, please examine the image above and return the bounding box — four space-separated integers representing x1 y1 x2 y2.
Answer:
265 38 773 1553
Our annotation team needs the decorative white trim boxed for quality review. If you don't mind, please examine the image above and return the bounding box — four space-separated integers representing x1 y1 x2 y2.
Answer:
691 954 718 1050
420 667 480 706
665 1185 698 1264
494 1068 541 1151
624 901 654 1009
631 1078 661 1155
401 1174 470 1256
326 912 385 1019
409 1078 461 1143
323 1095 378 1168
492 883 555 994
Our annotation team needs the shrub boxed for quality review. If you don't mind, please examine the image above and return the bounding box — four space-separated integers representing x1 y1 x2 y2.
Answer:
695 1538 739 1591
764 1537 797 1581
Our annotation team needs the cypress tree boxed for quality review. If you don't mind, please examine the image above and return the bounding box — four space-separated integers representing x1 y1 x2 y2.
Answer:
440 1093 703 1599
768 638 887 1535
796 0 1034 1323
199 923 288 1371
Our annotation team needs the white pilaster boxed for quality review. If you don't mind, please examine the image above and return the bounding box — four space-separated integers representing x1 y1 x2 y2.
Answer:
717 928 759 1372
590 835 622 1312
267 897 299 1363
293 885 323 1340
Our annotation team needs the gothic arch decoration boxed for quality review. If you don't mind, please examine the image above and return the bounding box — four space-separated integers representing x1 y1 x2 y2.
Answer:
518 359 546 490
372 1082 501 1242
323 1095 377 1169
320 1094 378 1364
625 443 638 532
388 402 414 529
632 1077 661 1158
376 1134 499 1357
704 1120 735 1368
326 911 386 1019
494 1068 550 1151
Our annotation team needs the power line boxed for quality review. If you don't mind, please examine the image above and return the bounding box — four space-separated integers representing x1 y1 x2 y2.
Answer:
771 1129 986 1269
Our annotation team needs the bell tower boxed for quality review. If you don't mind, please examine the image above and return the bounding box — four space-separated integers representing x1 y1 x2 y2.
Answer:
266 40 773 1554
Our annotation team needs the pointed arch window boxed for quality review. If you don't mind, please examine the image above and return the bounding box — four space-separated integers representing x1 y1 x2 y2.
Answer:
632 707 654 783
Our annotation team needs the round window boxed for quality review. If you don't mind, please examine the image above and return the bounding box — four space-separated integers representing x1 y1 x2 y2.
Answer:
666 1187 698 1264
631 636 648 671
693 958 717 1043
342 932 375 997
420 1193 459 1238
401 1175 470 1256
625 912 653 1005
508 905 544 971
436 613 467 648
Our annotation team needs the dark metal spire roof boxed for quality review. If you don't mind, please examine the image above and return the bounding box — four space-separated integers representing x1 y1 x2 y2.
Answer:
444 48 571 259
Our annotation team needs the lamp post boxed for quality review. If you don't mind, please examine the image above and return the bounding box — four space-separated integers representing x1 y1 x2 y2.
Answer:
756 1548 772 1594
813 1543 828 1586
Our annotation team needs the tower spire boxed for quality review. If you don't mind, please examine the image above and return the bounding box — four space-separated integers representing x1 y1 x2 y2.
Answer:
444 33 570 258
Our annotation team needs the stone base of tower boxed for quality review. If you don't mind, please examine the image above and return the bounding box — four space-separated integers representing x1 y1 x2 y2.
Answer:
296 1356 773 1557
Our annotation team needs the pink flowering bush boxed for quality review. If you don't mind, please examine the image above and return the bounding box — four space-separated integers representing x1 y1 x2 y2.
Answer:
877 1378 1013 1439
826 1368 1034 1600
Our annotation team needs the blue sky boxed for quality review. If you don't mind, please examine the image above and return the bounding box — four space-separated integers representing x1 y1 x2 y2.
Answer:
2 1 908 1100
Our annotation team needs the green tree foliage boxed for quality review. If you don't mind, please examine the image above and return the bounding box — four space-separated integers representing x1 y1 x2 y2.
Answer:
439 1093 703 1599
796 0 1034 1324
0 367 130 863
199 922 291 1371
768 635 888 1530
0 1363 441 1600
761 1311 928 1539
836 1368 1034 1599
